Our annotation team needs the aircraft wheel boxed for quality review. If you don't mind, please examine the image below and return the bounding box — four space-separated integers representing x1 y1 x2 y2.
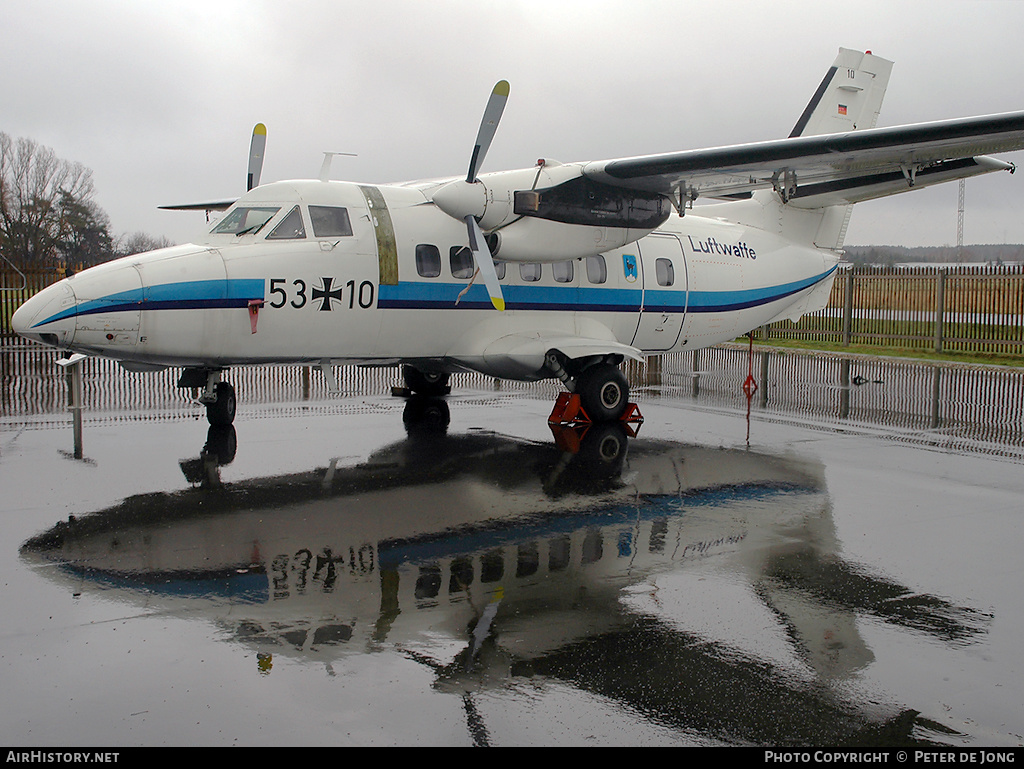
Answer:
402 365 451 396
204 424 237 465
577 363 628 422
576 422 629 476
206 381 236 426
403 397 451 433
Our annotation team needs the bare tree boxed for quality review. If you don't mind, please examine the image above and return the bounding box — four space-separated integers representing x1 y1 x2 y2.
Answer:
0 132 106 267
114 230 174 257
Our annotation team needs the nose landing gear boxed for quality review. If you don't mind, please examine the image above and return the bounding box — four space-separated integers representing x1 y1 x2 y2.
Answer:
178 368 237 426
205 381 237 426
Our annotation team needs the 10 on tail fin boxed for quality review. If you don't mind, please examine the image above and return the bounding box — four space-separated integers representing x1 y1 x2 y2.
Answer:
790 48 893 138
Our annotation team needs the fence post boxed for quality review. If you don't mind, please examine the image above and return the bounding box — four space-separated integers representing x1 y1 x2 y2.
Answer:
934 269 946 354
842 267 854 346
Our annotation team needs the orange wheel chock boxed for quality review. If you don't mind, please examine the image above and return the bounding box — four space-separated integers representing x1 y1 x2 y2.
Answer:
548 392 590 426
548 392 644 429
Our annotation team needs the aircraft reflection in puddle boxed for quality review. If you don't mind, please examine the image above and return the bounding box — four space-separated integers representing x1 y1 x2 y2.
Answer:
21 398 987 745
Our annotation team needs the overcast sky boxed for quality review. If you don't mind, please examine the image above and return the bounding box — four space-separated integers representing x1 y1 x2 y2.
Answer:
4 0 1024 248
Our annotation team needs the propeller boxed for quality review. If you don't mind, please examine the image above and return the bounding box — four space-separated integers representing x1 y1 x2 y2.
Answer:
468 81 509 183
460 81 509 311
467 214 504 311
247 123 267 191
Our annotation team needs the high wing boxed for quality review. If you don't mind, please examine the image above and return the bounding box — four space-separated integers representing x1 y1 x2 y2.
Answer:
582 111 1024 207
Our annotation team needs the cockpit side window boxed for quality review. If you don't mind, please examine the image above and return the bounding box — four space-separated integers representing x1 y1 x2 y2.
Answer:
266 206 306 240
309 206 353 237
212 206 281 235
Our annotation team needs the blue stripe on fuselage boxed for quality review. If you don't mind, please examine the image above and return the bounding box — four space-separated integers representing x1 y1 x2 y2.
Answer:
378 265 836 313
377 282 644 311
32 266 835 328
686 264 837 313
32 279 265 328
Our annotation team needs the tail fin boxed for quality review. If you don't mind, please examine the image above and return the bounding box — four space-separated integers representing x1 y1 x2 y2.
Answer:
715 49 894 250
790 48 892 138
785 49 893 251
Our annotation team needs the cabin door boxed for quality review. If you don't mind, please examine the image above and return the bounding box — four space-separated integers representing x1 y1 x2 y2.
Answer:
632 233 687 352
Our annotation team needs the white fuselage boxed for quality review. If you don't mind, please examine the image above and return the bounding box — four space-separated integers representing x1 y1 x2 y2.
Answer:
12 179 839 381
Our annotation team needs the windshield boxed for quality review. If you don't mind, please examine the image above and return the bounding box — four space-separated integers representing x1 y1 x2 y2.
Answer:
212 206 281 236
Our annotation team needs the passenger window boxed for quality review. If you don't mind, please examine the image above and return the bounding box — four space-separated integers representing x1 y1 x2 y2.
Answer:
266 206 306 240
586 255 607 284
309 205 353 237
494 261 506 280
416 244 441 278
520 263 541 282
450 246 475 279
656 257 675 287
552 260 574 283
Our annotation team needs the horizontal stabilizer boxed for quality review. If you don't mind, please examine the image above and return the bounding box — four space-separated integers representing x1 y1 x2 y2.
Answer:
159 199 236 212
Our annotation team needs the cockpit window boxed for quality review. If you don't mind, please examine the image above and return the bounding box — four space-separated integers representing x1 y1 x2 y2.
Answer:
212 206 281 235
266 206 306 240
309 206 353 237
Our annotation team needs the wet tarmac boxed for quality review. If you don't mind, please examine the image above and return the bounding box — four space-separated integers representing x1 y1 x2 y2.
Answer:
1 347 1023 747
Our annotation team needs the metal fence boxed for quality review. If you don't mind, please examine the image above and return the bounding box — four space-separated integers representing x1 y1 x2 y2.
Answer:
5 346 1023 457
1 266 62 338
4 263 1024 357
768 264 1024 356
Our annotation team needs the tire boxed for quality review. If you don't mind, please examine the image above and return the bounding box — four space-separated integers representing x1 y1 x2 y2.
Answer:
402 365 451 396
403 397 451 432
577 363 629 422
204 425 237 465
206 381 236 426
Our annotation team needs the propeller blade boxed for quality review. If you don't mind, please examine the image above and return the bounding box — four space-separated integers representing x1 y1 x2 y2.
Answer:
467 81 509 183
466 215 504 311
247 123 267 191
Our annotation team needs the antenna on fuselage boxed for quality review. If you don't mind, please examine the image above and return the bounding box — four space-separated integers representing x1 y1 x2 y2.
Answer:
319 152 358 182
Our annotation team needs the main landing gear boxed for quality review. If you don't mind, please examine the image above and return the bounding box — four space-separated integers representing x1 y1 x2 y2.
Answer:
545 355 641 423
574 362 629 422
546 356 644 451
178 368 237 426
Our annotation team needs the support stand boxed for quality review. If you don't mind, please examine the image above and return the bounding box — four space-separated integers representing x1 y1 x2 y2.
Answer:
56 353 87 459
547 392 644 453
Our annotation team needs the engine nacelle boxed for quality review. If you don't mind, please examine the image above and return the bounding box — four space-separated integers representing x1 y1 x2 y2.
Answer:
489 216 655 263
431 161 671 262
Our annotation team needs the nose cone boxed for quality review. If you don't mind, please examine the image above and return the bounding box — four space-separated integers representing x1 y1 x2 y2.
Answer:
11 280 77 348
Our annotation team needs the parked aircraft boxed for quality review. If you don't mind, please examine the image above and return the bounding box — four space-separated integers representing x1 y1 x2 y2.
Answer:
11 48 1024 426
